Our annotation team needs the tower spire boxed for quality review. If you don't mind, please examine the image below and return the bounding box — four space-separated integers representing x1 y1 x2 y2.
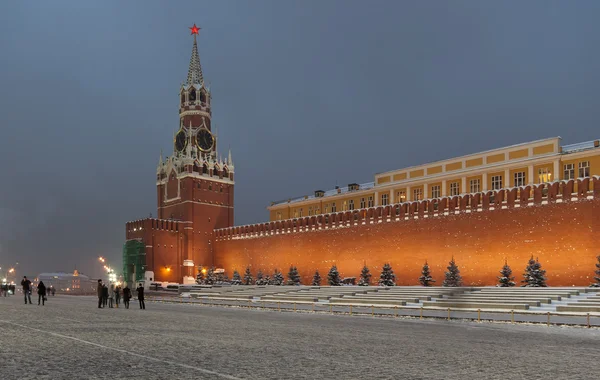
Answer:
186 24 204 86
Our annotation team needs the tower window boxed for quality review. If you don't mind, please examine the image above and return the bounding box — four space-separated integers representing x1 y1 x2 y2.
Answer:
189 89 196 102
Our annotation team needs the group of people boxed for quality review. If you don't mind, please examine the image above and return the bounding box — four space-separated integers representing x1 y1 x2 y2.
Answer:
0 283 16 296
20 276 52 305
96 280 145 310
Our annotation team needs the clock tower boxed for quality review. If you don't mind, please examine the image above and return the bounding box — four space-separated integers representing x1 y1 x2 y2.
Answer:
126 24 234 285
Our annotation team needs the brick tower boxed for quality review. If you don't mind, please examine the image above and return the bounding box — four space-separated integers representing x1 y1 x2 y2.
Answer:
125 24 234 285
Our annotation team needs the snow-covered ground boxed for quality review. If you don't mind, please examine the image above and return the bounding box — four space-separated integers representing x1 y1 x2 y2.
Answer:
0 295 599 379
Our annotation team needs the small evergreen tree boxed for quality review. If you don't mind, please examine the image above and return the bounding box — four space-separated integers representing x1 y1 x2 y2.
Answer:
443 257 462 287
255 269 266 285
312 270 322 286
592 255 600 288
328 265 341 286
204 266 216 285
271 269 284 285
358 265 372 286
418 261 435 287
287 265 301 285
497 259 515 287
231 270 241 285
378 263 396 286
263 275 271 285
521 256 547 287
243 266 253 285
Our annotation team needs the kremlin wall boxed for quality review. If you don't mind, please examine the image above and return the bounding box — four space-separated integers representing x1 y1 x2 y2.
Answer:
213 178 600 286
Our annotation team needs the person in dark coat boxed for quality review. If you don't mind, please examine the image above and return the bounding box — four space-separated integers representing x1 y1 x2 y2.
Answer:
122 284 131 309
136 283 145 309
114 285 121 308
21 276 32 304
37 281 47 306
97 279 103 308
102 284 109 307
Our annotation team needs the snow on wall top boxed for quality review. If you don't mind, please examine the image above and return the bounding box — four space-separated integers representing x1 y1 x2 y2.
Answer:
562 140 598 154
271 181 375 206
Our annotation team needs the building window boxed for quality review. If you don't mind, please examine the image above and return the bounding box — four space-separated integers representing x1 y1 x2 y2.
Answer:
314 207 320 214
514 171 526 187
368 196 374 208
208 184 212 191
331 203 337 213
491 176 502 190
276 212 282 220
470 179 481 193
349 199 355 210
431 185 441 199
298 208 303 217
450 182 459 196
397 190 407 203
579 161 590 178
563 164 575 180
293 210 298 218
381 193 389 206
308 207 313 216
324 204 330 213
538 168 551 183
342 201 348 211
413 188 423 201
360 198 366 209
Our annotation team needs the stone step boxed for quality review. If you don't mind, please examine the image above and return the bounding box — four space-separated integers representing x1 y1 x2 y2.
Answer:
422 301 530 310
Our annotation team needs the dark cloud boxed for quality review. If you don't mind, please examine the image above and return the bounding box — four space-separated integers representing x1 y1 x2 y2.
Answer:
1 1 599 278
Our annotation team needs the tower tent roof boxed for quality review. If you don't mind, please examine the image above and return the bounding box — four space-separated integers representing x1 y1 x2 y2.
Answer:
186 34 204 86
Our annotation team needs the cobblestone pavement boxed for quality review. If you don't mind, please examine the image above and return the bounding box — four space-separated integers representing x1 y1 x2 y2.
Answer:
0 295 599 380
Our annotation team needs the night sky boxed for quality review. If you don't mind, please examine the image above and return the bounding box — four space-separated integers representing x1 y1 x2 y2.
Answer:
1 1 599 279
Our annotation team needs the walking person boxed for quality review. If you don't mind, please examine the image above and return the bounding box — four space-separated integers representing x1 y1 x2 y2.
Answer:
108 284 114 308
21 276 32 304
97 279 103 308
136 283 145 310
122 284 131 309
114 285 121 308
37 281 47 306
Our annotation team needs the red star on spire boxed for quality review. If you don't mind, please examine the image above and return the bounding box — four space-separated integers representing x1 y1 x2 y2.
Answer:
189 24 200 35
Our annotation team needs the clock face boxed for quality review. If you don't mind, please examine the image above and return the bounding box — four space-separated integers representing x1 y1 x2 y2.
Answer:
196 129 214 152
174 130 187 152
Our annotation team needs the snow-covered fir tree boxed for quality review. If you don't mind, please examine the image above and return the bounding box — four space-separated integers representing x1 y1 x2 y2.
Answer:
263 275 271 285
243 266 253 285
255 269 266 285
271 269 284 285
231 270 241 285
328 265 341 286
287 265 301 285
203 266 216 285
358 265 372 286
311 270 321 286
442 257 462 287
592 255 600 288
418 261 435 287
497 259 516 287
378 263 396 286
521 256 547 287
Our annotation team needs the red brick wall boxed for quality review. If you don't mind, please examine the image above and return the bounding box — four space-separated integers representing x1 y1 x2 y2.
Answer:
214 198 600 286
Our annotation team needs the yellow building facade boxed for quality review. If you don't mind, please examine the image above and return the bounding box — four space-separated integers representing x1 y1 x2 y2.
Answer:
268 137 600 220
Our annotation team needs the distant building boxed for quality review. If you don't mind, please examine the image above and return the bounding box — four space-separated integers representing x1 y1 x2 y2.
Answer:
35 270 95 294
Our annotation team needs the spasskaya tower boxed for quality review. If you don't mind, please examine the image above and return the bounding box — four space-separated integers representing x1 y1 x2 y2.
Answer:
124 24 234 285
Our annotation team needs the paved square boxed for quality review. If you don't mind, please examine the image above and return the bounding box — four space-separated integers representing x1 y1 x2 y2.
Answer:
0 295 598 379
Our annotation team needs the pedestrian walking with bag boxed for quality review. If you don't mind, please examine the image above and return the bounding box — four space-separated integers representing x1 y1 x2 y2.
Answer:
122 284 131 309
136 283 145 310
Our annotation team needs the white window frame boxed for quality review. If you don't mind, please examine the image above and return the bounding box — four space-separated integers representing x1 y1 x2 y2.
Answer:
514 171 526 187
578 161 590 178
396 190 407 203
470 179 481 193
360 198 366 209
368 196 374 208
331 203 336 213
381 193 389 206
349 199 355 210
491 175 502 190
563 164 575 180
431 185 441 199
413 188 423 201
538 168 550 183
450 182 459 196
